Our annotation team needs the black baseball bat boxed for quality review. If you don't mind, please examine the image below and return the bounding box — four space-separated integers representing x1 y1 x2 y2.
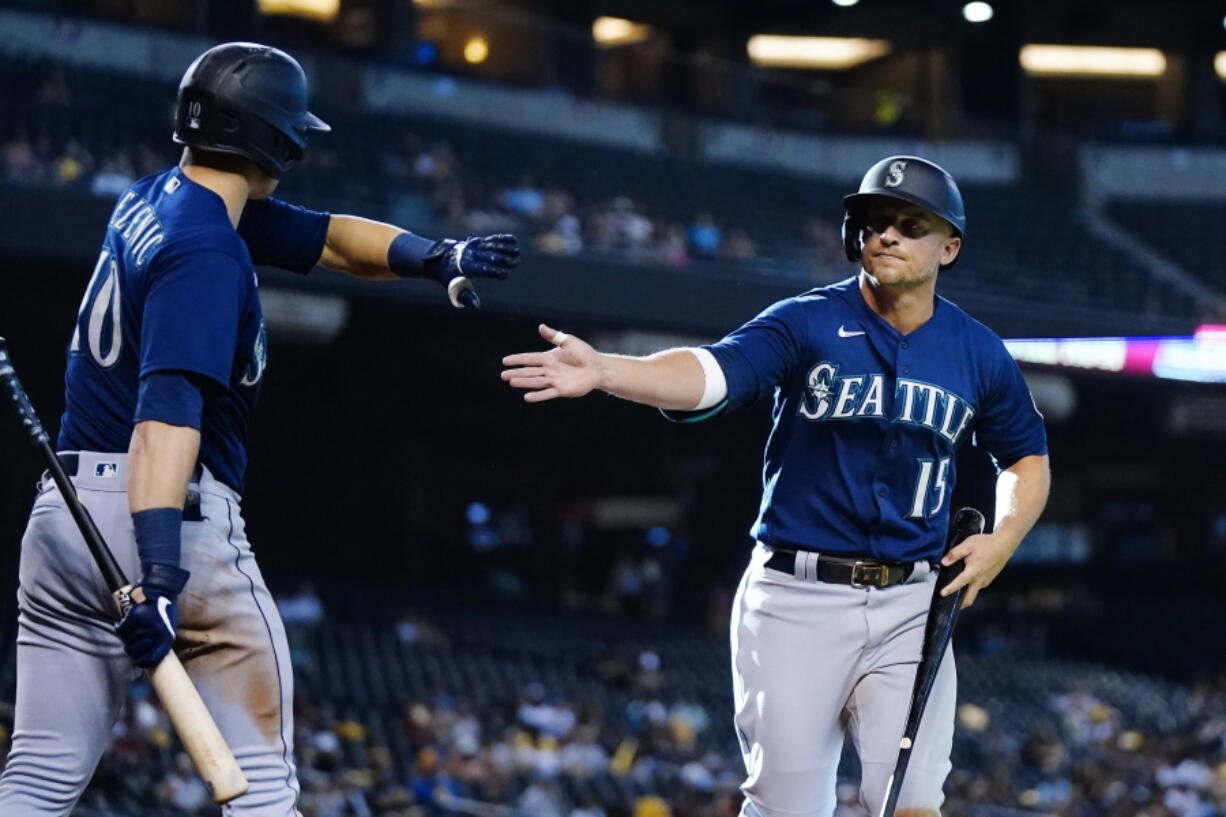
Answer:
877 506 985 817
0 337 129 593
0 337 249 802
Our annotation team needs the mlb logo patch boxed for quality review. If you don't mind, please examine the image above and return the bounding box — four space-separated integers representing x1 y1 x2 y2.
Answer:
95 462 118 478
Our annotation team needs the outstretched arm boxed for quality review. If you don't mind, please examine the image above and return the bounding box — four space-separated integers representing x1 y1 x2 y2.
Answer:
317 215 402 280
317 215 519 298
501 324 713 412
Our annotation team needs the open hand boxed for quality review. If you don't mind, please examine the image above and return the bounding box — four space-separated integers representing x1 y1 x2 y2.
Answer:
501 324 602 403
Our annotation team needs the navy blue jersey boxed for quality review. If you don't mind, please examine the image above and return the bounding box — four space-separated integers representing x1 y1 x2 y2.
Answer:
680 277 1047 563
58 167 330 493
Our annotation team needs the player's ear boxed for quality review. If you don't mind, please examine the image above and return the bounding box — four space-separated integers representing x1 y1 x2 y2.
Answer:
941 235 961 266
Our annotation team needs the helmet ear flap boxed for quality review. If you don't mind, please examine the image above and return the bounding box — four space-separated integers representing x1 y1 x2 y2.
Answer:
842 210 864 263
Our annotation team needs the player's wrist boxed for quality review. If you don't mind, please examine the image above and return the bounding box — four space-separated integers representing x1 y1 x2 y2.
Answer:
141 562 191 598
132 507 186 590
594 352 619 394
388 231 449 280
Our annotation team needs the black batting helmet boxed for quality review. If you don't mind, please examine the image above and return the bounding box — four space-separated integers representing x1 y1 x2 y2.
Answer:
173 42 330 179
842 155 966 269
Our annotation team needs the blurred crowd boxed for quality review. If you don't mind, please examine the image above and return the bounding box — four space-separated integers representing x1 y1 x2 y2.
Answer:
946 678 1226 817
376 130 844 276
1 63 173 199
2 59 846 280
1 589 1220 817
1 131 171 199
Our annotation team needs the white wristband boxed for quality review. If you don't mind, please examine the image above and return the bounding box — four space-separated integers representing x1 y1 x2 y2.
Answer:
688 348 728 410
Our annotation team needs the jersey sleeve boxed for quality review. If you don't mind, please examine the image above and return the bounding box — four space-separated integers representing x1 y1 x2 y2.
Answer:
237 196 330 274
974 340 1049 469
662 298 806 422
139 248 246 389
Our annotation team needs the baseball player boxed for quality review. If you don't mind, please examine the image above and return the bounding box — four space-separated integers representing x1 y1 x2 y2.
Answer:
0 42 518 815
502 157 1050 817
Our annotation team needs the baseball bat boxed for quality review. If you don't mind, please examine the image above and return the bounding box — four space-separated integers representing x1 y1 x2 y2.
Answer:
0 338 249 804
877 506 985 817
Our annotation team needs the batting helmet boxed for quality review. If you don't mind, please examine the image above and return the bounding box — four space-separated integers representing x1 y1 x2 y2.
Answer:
173 42 330 179
842 156 965 269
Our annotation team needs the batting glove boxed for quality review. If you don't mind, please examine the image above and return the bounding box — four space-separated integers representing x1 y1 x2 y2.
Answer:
424 233 520 282
115 563 189 669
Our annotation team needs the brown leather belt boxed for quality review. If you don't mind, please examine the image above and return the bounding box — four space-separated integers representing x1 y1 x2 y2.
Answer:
765 549 914 588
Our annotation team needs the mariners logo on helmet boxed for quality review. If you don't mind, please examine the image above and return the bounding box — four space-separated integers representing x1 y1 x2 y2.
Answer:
884 160 908 188
841 155 966 270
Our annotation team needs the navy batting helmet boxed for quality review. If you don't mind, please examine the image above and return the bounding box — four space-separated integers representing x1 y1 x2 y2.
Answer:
842 156 965 269
173 42 330 179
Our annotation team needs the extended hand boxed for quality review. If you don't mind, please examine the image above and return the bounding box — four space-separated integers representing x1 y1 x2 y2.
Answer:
939 532 1018 609
426 233 520 282
501 324 603 403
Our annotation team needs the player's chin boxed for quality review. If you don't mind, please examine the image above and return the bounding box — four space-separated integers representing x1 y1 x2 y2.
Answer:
865 261 910 284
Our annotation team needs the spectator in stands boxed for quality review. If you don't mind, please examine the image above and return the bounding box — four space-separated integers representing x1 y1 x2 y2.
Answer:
277 581 326 627
571 794 608 817
520 776 568 817
538 210 584 256
394 608 447 646
382 130 424 183
633 794 671 817
686 213 720 257
501 174 547 221
722 229 756 261
3 134 44 185
52 138 92 186
156 752 210 813
415 140 459 187
607 197 654 255
656 224 689 267
91 151 136 197
803 217 846 278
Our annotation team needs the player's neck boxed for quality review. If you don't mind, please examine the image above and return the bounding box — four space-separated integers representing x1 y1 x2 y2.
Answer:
858 273 936 335
179 163 251 229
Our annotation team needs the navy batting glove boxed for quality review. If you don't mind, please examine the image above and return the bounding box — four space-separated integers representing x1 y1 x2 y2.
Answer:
423 233 520 283
115 563 189 669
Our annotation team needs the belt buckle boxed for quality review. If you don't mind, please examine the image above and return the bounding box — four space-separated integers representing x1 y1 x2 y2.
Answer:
851 561 888 588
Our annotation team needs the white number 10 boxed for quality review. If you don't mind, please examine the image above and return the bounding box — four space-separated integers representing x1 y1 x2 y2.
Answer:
70 249 123 368
909 456 950 519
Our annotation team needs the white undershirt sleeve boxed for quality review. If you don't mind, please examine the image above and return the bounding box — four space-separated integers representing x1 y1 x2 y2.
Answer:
687 347 728 410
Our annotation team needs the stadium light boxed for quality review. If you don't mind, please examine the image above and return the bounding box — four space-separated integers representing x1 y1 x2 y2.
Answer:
592 16 653 47
1019 45 1166 77
257 0 339 22
962 2 993 23
1214 52 1226 81
464 37 489 64
747 35 891 70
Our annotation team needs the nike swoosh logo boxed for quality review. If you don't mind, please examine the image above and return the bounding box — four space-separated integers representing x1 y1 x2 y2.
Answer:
157 596 174 636
838 326 866 338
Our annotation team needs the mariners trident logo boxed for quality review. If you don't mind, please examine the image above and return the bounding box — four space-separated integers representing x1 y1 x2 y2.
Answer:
884 160 908 188
239 322 268 387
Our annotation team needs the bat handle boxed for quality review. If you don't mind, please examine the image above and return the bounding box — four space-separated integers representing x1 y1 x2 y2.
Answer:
0 339 50 447
447 276 479 309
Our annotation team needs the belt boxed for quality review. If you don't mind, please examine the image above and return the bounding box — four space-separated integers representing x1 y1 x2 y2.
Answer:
765 549 914 588
55 454 205 521
57 453 203 483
